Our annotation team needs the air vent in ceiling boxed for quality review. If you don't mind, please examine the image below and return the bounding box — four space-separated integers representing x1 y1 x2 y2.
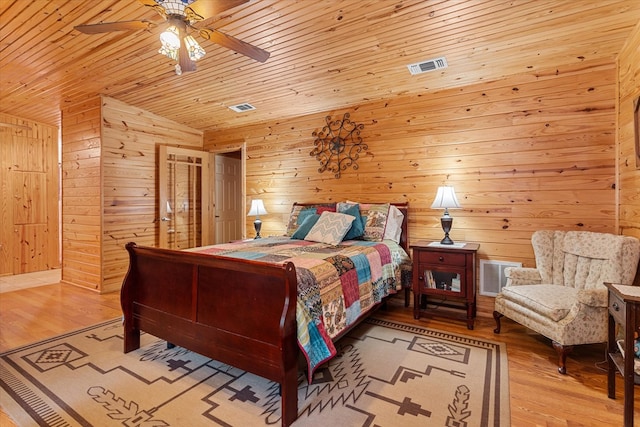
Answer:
229 103 256 113
407 56 448 75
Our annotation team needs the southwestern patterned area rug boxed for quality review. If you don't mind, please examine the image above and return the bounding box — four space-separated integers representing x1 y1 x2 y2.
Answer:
0 318 509 426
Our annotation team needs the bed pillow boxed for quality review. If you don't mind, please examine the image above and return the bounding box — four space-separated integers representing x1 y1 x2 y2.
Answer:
383 204 404 243
304 211 355 245
291 213 320 239
348 202 390 242
285 203 336 236
336 202 365 240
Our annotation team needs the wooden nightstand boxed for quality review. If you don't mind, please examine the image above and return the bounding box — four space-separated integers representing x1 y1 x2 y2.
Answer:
411 241 479 330
605 282 640 427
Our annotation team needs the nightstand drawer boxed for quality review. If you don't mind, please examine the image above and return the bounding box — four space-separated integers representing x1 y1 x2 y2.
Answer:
608 291 626 325
417 250 466 266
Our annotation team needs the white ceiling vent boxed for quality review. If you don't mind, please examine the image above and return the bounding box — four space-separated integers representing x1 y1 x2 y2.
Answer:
407 56 448 75
229 103 256 113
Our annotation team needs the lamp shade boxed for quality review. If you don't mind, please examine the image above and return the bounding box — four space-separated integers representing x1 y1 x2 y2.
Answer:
431 186 461 245
160 26 181 49
431 186 461 209
248 199 268 216
184 35 205 61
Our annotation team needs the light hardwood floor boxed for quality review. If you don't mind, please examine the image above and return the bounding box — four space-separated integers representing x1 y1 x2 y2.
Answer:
0 277 637 426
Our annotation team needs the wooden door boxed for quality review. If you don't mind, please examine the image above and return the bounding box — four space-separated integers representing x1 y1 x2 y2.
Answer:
214 153 242 243
158 145 211 249
0 115 59 275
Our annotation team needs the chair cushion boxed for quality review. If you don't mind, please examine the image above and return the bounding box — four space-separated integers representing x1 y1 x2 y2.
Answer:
499 284 577 322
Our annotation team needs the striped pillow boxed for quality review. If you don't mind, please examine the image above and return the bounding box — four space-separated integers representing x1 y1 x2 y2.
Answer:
304 211 355 245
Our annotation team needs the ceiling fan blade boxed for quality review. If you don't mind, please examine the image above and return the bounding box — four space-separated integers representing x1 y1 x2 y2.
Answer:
137 0 159 7
74 20 153 34
137 0 167 17
199 28 270 63
188 0 250 20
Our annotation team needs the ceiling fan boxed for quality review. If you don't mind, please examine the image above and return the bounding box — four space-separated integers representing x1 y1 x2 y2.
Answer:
74 0 270 74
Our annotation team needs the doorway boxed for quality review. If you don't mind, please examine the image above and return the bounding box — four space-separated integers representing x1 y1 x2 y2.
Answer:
158 145 212 249
213 148 245 243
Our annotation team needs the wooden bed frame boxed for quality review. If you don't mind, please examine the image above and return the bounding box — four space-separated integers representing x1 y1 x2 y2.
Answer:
120 203 408 426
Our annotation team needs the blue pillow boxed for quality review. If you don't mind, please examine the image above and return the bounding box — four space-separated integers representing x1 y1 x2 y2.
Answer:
292 213 321 239
296 207 317 225
339 203 365 240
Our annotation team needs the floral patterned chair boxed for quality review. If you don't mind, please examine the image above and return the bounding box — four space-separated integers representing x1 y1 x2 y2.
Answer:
493 230 640 374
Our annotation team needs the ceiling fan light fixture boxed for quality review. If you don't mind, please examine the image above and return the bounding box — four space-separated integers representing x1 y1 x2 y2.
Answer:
76 0 270 70
160 25 181 49
158 44 179 61
156 0 194 16
184 35 205 61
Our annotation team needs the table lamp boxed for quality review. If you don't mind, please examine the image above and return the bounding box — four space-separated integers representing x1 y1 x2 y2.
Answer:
431 186 461 244
247 199 268 239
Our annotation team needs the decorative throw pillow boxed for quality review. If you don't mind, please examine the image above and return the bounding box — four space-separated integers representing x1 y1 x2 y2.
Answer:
285 203 336 236
353 202 390 242
296 207 318 227
291 213 320 239
315 206 335 214
383 204 404 243
336 202 365 240
304 211 355 245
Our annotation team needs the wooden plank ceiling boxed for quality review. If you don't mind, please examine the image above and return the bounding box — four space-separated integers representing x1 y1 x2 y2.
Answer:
1 0 639 132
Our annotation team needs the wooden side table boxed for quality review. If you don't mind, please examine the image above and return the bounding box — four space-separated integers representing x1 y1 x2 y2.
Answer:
411 241 479 329
605 282 640 427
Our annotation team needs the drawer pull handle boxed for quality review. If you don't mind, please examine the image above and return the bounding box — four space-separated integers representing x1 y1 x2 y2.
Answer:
612 302 619 311
439 256 444 262
419 276 424 281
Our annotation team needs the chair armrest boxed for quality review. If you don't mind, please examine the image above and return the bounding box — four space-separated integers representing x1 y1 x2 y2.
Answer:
504 267 542 286
576 288 608 307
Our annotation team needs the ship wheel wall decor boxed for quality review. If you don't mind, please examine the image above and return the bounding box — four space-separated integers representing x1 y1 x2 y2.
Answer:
310 113 368 178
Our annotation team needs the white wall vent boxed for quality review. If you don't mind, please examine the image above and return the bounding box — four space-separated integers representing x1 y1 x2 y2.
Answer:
229 103 256 113
407 56 448 75
479 260 522 296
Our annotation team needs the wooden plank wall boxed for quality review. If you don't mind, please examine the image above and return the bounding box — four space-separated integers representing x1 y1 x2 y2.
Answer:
617 20 640 285
0 113 59 275
60 96 203 292
204 58 621 317
61 98 102 290
100 97 203 293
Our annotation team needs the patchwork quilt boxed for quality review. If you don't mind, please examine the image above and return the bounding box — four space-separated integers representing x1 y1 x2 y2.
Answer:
191 237 412 380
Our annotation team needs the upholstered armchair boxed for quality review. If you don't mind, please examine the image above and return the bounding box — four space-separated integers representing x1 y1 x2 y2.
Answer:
493 230 640 374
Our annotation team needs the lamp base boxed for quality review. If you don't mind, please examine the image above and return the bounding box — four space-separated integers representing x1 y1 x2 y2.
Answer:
440 214 454 245
440 235 454 245
254 218 262 239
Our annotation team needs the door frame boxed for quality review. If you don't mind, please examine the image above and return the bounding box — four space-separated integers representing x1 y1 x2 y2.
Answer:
158 145 212 249
211 144 247 242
